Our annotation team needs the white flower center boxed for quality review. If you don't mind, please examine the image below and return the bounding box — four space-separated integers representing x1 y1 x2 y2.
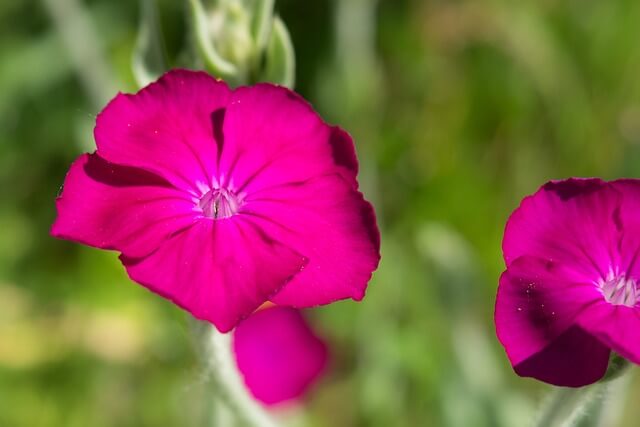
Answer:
598 271 639 307
199 188 242 219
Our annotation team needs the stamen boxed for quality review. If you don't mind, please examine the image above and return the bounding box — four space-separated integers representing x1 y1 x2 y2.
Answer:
598 271 639 307
198 188 242 219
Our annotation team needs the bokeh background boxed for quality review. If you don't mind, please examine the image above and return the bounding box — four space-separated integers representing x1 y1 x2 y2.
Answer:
4 0 640 425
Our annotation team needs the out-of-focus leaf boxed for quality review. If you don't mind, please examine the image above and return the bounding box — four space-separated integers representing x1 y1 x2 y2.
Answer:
260 16 294 88
0 36 70 115
132 0 167 87
249 0 274 54
40 0 117 108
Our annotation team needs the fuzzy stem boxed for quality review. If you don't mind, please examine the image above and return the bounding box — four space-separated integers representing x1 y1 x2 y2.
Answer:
194 322 280 427
559 385 604 427
532 387 587 427
532 381 615 427
533 354 631 427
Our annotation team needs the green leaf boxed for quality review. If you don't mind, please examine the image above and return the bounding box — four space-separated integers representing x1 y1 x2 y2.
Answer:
132 0 168 87
260 16 295 88
249 0 274 54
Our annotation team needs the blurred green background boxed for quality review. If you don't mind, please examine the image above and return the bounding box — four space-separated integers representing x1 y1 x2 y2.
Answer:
3 0 640 425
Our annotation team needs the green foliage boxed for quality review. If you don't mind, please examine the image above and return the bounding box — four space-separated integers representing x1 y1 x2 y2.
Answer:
3 0 640 425
261 16 294 88
132 0 168 87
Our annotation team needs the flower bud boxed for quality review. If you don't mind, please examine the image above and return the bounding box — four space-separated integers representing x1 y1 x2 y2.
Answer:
189 0 295 87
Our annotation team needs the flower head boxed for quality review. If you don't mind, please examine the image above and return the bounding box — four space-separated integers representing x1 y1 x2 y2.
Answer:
496 178 640 387
52 69 380 332
233 306 328 405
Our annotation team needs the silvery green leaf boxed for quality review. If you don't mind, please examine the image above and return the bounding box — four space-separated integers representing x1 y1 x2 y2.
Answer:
249 0 274 54
132 0 167 88
260 16 294 88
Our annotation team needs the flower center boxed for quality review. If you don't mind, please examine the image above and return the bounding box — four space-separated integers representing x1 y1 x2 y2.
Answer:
198 188 242 219
598 272 639 307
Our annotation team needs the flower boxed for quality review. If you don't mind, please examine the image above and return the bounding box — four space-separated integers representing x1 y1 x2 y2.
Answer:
233 306 328 405
52 69 380 332
495 178 640 387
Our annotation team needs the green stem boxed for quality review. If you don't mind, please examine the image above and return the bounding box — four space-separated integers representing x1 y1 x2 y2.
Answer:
531 354 631 427
193 321 280 427
567 385 607 427
533 387 589 427
532 382 616 427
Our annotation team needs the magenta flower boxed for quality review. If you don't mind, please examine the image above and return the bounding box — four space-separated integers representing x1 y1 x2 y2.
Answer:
496 178 640 387
233 306 328 405
52 69 380 332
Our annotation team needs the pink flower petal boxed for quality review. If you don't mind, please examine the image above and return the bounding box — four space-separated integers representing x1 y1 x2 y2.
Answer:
51 154 198 258
495 256 609 386
95 69 231 192
218 84 358 195
240 173 380 307
577 303 640 365
121 219 306 332
233 307 328 406
513 326 610 387
610 179 640 278
327 126 359 180
502 178 622 282
214 83 379 306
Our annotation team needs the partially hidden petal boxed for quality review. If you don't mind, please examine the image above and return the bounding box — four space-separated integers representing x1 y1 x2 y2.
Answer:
503 178 622 282
513 326 610 387
241 174 380 307
95 69 231 192
122 219 306 332
495 256 609 386
233 307 328 405
51 154 198 259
